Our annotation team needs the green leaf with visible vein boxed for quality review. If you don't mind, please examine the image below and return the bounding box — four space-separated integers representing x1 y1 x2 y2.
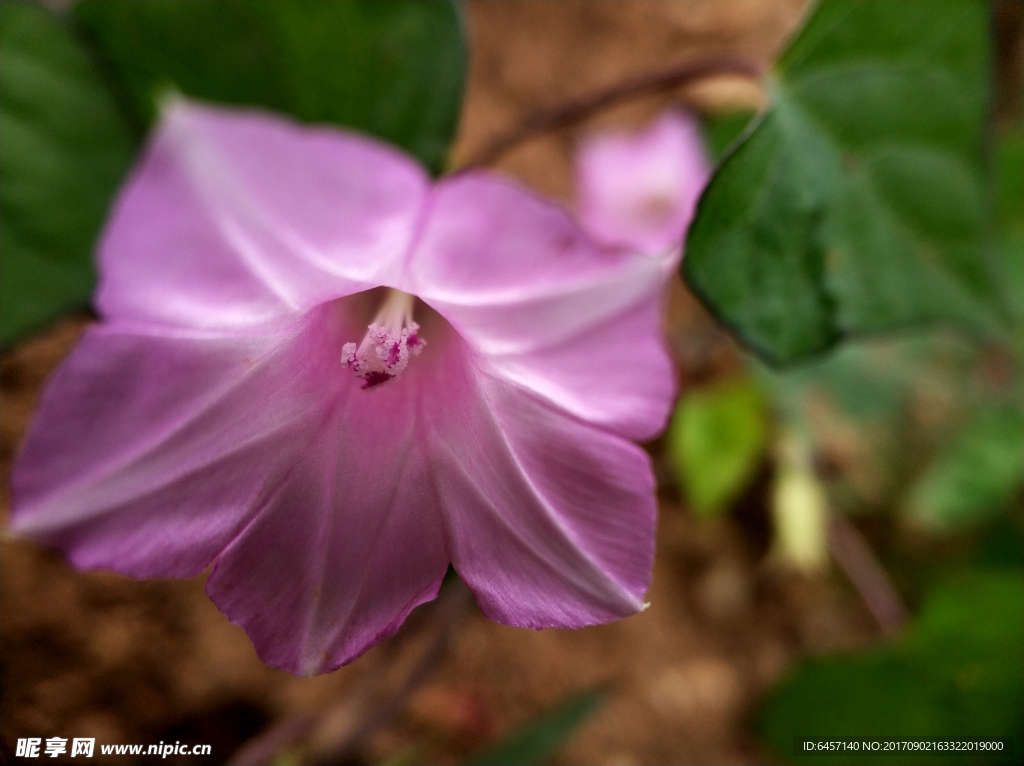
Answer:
684 1 1003 365
700 110 756 162
0 2 134 347
75 0 466 175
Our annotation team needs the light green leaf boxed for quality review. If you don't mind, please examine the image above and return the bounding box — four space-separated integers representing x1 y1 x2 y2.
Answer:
906 404 1024 531
75 0 466 175
669 377 768 519
0 2 134 347
684 1 1002 364
463 689 602 766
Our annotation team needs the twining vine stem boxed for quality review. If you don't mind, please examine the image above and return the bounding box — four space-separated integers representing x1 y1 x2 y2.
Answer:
320 580 473 765
229 581 473 766
827 514 908 636
465 56 764 168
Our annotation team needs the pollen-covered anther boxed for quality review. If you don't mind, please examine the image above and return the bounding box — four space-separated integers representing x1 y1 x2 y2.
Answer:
341 290 425 390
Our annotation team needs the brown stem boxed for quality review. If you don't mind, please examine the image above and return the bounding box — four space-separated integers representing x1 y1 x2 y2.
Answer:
827 515 908 636
226 581 474 766
228 714 318 766
315 580 474 765
465 56 764 168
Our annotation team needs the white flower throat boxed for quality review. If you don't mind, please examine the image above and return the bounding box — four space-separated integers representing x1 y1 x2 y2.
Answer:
341 289 425 390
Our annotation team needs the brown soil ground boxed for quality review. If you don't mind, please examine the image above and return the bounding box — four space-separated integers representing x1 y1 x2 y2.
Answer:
1 3 888 765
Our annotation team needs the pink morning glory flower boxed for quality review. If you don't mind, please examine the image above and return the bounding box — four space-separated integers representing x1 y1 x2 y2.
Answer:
575 110 709 257
10 99 679 676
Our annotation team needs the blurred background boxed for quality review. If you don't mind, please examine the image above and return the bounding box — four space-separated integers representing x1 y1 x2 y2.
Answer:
2 2 1021 764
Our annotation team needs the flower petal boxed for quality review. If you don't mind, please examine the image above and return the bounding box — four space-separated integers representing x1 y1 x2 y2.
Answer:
206 359 448 676
97 99 428 330
484 297 675 442
422 329 656 628
410 174 675 439
575 110 709 254
10 306 348 578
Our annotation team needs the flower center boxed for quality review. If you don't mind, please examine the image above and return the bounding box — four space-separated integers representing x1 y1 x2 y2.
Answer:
341 289 425 390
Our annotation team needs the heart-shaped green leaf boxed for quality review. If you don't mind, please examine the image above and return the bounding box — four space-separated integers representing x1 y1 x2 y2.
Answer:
0 2 134 347
684 1 1003 365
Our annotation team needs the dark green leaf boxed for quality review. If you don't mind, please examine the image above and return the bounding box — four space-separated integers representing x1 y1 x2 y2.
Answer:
699 110 756 163
685 1 1002 364
464 689 603 766
995 129 1024 325
669 377 768 519
0 2 134 347
996 131 1023 232
75 0 466 174
758 572 1024 765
